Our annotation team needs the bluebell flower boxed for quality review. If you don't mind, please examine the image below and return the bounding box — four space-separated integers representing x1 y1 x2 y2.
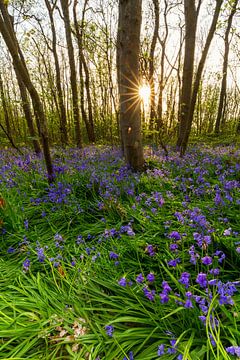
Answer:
118 278 127 287
105 325 114 337
157 344 165 356
147 272 155 282
136 273 144 283
201 255 212 266
196 273 208 288
23 258 30 272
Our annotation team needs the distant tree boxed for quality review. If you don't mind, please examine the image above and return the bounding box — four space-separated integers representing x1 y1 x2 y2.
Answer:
73 0 95 143
0 0 53 181
177 0 224 155
148 0 159 134
60 0 82 147
44 0 68 145
176 0 198 153
215 0 238 134
117 0 144 170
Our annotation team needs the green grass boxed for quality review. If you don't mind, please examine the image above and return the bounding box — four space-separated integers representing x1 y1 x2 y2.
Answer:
0 143 240 359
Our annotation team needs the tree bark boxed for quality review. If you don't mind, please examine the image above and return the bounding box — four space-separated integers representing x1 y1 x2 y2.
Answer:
215 0 238 134
117 0 144 170
45 0 68 145
73 0 95 143
180 0 223 155
176 0 197 151
149 0 159 134
0 1 53 182
0 72 11 136
60 0 82 147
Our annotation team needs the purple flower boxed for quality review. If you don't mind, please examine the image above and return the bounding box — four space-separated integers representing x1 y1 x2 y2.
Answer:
24 219 29 230
214 250 226 263
208 279 218 286
199 315 206 325
7 246 15 253
143 287 155 301
136 273 144 283
168 258 181 267
37 247 45 262
226 346 236 355
196 273 208 288
201 256 212 266
169 243 178 251
157 344 165 356
184 299 193 308
146 244 155 256
123 351 134 360
109 251 119 260
179 272 191 288
209 268 220 276
169 231 181 241
162 281 171 293
159 292 169 303
54 233 64 242
23 258 30 272
118 277 127 287
223 228 232 236
226 346 240 356
105 325 114 337
147 272 155 282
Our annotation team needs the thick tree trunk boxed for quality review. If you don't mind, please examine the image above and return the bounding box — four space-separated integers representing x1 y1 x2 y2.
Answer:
0 1 53 182
60 0 82 148
117 0 144 170
215 0 238 134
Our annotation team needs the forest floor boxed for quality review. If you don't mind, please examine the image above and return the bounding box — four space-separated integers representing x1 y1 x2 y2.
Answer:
0 141 240 359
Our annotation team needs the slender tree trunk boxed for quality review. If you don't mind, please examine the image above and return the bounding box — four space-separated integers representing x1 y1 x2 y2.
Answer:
45 0 68 145
73 0 95 143
60 0 82 148
117 0 144 170
180 0 223 155
149 0 159 134
0 1 53 182
176 0 197 151
15 68 41 154
215 0 238 134
0 72 11 135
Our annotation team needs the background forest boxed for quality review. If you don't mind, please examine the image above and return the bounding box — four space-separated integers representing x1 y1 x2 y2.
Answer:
0 0 240 152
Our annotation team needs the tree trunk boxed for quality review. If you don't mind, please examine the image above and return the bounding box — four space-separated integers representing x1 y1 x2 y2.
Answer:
149 0 159 134
0 1 53 182
15 68 41 154
176 0 197 151
117 0 144 170
45 0 69 145
215 0 238 134
60 0 82 148
180 0 223 155
73 0 95 143
0 72 11 136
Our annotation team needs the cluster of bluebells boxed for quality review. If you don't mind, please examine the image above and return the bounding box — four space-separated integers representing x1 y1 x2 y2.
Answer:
1 145 240 358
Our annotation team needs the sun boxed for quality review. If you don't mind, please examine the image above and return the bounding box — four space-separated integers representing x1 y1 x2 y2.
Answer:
139 83 151 108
